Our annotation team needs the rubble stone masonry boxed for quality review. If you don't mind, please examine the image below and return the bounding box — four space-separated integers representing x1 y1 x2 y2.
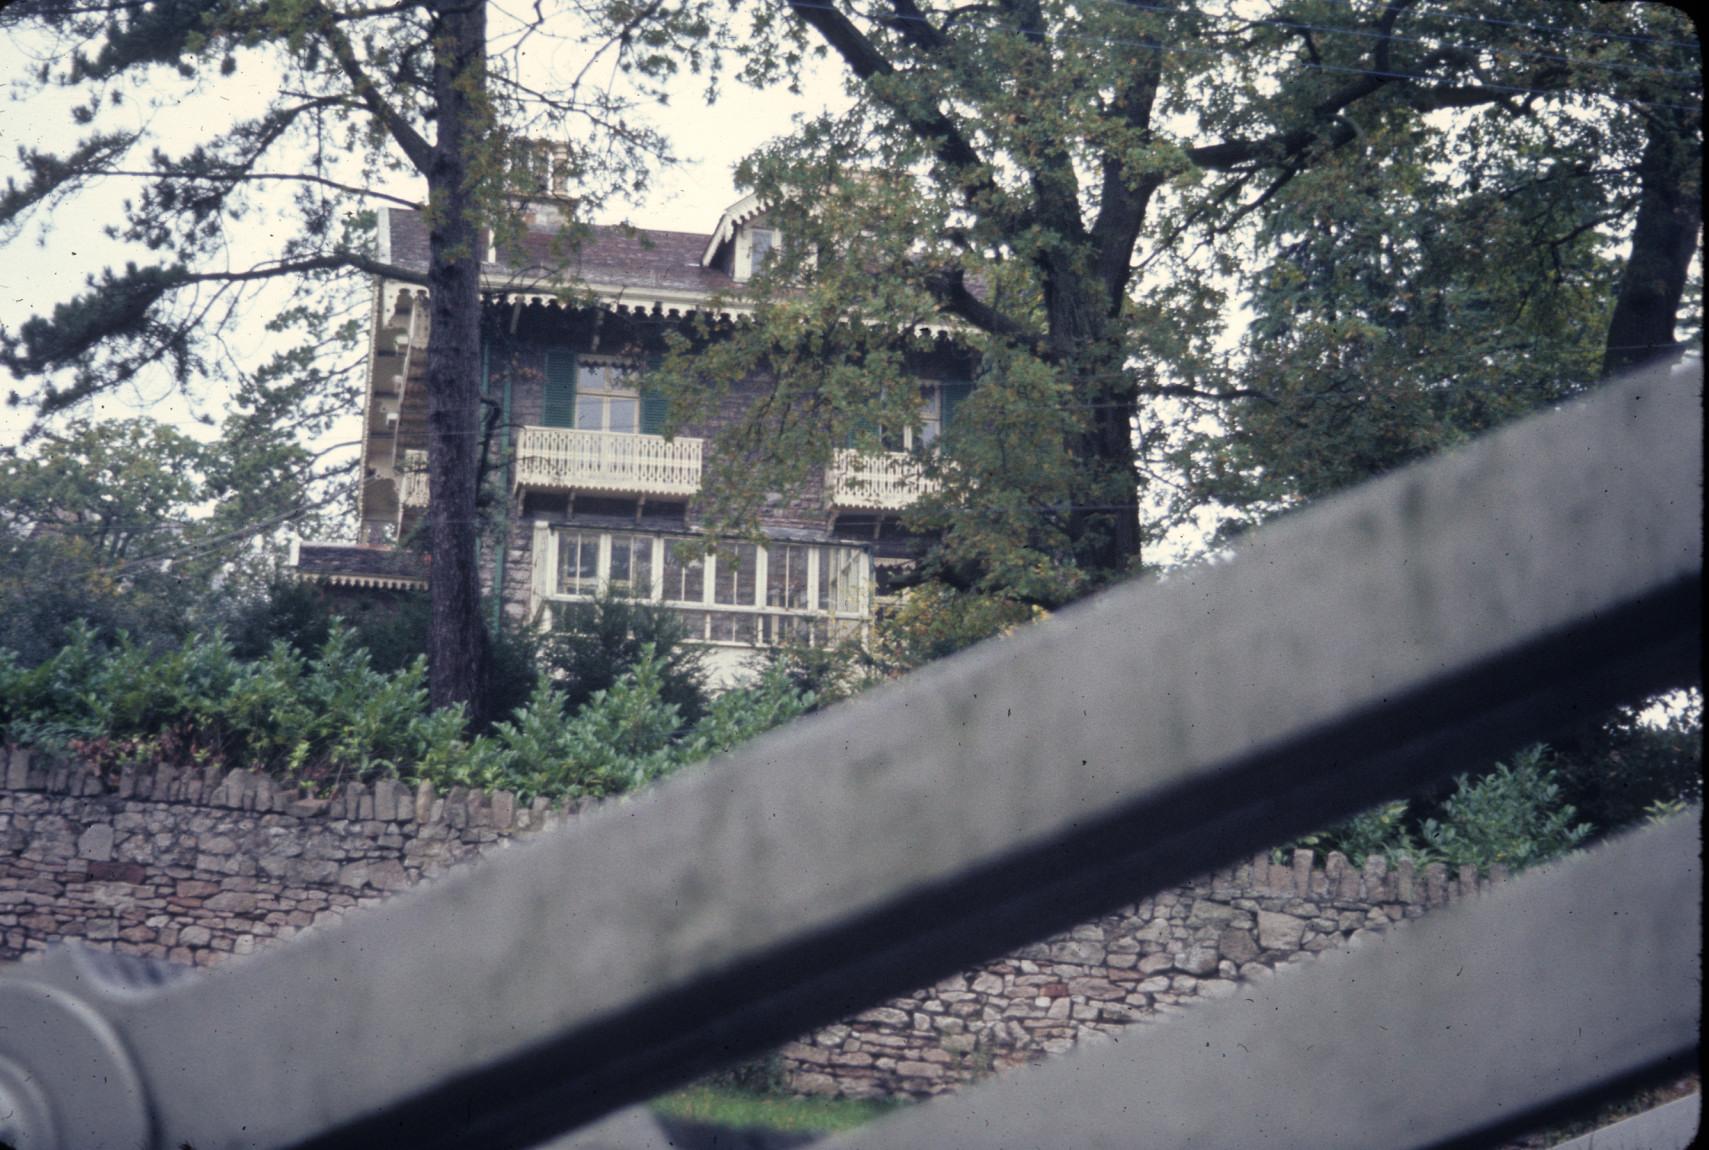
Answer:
1 745 1509 1099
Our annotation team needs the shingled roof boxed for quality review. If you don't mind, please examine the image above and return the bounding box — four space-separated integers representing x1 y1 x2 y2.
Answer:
383 210 738 298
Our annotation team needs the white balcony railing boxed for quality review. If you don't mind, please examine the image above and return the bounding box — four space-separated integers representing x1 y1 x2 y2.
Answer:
827 448 936 511
399 450 430 508
515 426 702 497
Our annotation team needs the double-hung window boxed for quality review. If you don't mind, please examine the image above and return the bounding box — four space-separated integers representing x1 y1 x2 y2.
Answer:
576 361 640 434
874 383 956 452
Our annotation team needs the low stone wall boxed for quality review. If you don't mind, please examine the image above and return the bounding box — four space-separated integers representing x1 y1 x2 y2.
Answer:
2 746 1507 1100
0 747 581 966
777 847 1509 1098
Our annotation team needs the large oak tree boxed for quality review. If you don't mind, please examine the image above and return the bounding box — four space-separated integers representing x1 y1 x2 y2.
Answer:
656 0 1698 603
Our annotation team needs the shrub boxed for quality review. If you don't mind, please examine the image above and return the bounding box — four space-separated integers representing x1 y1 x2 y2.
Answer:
1419 746 1592 873
540 592 708 724
873 584 1040 671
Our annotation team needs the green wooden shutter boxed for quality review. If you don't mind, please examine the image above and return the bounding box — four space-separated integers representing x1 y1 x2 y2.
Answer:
542 350 577 428
640 358 670 434
939 381 973 431
640 391 670 435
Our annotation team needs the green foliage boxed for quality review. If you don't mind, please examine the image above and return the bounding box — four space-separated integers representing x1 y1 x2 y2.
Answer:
1286 799 1424 869
765 640 880 710
1544 694 1703 833
1419 748 1592 873
650 1082 905 1134
540 592 709 725
1291 743 1623 876
681 662 813 761
873 584 1042 672
2 625 814 806
0 419 212 663
645 0 1700 605
225 579 538 726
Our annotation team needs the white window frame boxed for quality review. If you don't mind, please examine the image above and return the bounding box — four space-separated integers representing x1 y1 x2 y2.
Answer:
534 527 871 648
875 383 943 452
574 358 642 434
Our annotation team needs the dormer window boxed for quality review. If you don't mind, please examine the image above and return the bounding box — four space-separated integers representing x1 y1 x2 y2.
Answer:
749 228 776 266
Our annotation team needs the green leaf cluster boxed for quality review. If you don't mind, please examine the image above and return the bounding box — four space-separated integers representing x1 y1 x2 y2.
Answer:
1418 748 1593 874
1 624 814 805
1290 745 1615 876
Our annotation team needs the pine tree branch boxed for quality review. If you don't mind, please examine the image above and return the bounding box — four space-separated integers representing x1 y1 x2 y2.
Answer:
97 168 423 209
313 13 434 172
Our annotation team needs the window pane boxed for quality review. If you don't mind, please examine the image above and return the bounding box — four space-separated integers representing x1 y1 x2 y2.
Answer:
714 543 757 606
609 535 631 588
672 608 707 641
575 395 604 430
608 397 638 435
766 544 809 609
557 531 595 595
915 386 941 448
708 611 756 645
598 534 655 598
664 540 704 603
821 546 864 614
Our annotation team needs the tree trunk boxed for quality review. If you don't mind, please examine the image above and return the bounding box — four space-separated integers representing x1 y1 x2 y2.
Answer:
424 0 491 721
1043 254 1142 583
1601 105 1702 379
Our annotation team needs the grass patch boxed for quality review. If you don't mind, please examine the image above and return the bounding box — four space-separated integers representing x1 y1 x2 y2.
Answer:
650 1084 909 1133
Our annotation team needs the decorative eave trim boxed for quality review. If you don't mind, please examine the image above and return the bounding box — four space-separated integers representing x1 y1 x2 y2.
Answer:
294 569 427 592
702 192 766 267
374 276 963 337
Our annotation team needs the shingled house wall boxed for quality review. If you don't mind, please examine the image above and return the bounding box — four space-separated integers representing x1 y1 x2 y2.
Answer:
1 746 1507 1098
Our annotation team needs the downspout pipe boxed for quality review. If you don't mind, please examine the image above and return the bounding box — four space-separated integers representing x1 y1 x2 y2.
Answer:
488 332 510 635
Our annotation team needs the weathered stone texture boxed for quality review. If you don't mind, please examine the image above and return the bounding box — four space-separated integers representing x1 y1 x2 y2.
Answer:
1 750 583 971
3 746 1506 1104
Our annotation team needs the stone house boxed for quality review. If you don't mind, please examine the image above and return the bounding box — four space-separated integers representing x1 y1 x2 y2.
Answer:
293 192 972 680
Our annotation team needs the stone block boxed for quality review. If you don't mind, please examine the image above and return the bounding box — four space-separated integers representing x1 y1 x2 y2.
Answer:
372 779 402 822
896 1061 945 1079
1185 900 1237 926
4 747 31 790
1217 927 1259 963
77 824 116 862
1048 939 1105 964
88 861 147 884
1257 909 1306 951
490 790 516 830
204 891 258 914
367 860 410 891
1174 945 1218 976
856 1006 911 1027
